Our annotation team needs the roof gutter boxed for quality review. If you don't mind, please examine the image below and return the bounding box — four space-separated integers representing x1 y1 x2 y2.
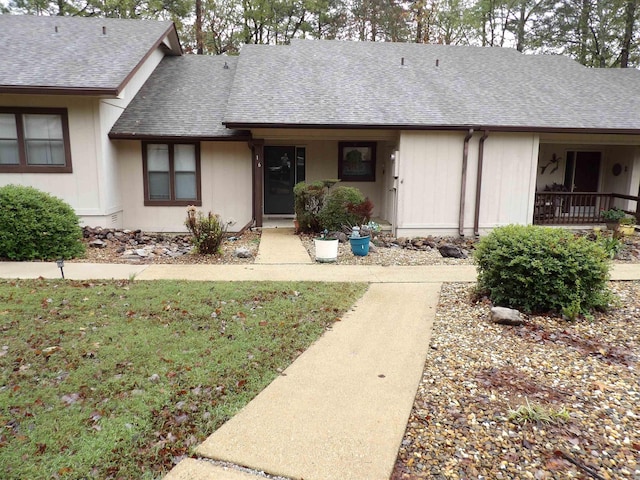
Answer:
459 129 474 237
107 132 251 141
221 122 640 136
0 86 119 96
474 130 490 237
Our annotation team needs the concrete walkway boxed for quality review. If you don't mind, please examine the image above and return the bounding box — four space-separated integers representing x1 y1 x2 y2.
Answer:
1 232 640 480
255 227 313 264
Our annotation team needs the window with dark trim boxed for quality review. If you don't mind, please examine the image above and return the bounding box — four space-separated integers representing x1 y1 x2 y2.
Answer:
0 108 72 173
142 142 202 206
338 141 376 182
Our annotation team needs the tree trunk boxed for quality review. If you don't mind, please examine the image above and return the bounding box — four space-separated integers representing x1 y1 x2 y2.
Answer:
578 0 590 65
621 0 637 68
195 0 203 54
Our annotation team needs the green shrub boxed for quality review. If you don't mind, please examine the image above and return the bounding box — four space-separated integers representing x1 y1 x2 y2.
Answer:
601 207 626 222
317 186 367 231
0 185 84 261
185 207 227 255
293 181 328 233
474 225 611 314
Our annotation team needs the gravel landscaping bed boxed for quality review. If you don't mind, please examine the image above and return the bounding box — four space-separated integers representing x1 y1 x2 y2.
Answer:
73 227 260 264
392 282 640 480
75 227 640 267
299 234 476 266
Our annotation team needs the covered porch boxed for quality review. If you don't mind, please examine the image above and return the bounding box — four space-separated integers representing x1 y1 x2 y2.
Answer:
534 135 640 226
250 129 399 228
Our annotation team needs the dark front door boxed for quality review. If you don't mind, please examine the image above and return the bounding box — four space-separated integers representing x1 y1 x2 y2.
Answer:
573 151 601 192
564 151 601 207
264 146 303 215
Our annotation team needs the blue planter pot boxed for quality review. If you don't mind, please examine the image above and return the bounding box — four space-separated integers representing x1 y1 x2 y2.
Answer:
349 235 370 256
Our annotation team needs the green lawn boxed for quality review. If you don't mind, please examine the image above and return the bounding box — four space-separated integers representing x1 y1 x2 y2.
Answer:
0 279 366 479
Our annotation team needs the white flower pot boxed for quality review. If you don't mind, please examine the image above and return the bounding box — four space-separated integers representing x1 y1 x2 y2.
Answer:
314 238 339 263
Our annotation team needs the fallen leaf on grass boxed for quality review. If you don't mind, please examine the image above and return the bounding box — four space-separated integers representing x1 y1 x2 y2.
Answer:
61 393 81 406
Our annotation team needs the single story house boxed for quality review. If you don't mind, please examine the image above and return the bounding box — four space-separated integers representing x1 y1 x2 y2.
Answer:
2 15 640 237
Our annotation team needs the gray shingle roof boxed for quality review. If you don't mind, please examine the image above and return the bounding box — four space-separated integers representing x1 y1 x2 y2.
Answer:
110 55 247 139
223 40 640 131
0 15 180 94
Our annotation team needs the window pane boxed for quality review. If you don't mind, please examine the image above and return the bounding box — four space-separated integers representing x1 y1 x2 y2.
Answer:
175 172 196 200
0 140 19 165
0 114 17 138
23 114 63 140
26 140 65 165
149 172 170 200
147 144 169 171
174 144 195 172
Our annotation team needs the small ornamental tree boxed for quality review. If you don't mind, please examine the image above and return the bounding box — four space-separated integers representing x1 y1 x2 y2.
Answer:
475 225 612 315
0 185 85 261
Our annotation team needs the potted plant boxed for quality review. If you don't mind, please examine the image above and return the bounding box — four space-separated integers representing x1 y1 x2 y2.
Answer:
346 221 380 257
601 207 626 231
348 226 370 256
619 216 636 236
313 229 339 262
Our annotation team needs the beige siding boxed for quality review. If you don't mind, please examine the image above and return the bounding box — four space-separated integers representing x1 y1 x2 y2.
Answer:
396 131 539 237
0 95 104 223
0 46 167 228
476 133 539 234
117 141 252 232
98 47 167 225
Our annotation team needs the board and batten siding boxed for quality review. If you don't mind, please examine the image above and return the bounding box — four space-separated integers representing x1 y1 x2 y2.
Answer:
116 140 252 232
396 131 539 237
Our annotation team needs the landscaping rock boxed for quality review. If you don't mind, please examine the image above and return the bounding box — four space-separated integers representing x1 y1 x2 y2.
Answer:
234 247 252 259
490 306 524 326
332 231 348 243
438 244 468 259
89 239 107 248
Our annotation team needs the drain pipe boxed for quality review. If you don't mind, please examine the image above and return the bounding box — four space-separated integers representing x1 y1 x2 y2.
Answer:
474 130 489 237
459 129 474 237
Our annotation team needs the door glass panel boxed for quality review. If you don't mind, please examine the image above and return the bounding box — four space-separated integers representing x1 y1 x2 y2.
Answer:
296 147 306 183
264 146 296 214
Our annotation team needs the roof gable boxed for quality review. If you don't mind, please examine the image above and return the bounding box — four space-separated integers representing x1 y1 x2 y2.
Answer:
109 55 248 139
0 15 181 95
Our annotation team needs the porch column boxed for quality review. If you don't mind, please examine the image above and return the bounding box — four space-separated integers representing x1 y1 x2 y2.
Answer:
250 140 264 227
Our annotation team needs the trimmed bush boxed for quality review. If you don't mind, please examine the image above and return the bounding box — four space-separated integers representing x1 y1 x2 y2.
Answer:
317 186 366 231
475 225 611 314
0 185 85 261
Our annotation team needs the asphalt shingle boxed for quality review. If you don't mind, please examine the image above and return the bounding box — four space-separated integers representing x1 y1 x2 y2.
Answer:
0 15 179 93
223 40 640 131
110 55 247 139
